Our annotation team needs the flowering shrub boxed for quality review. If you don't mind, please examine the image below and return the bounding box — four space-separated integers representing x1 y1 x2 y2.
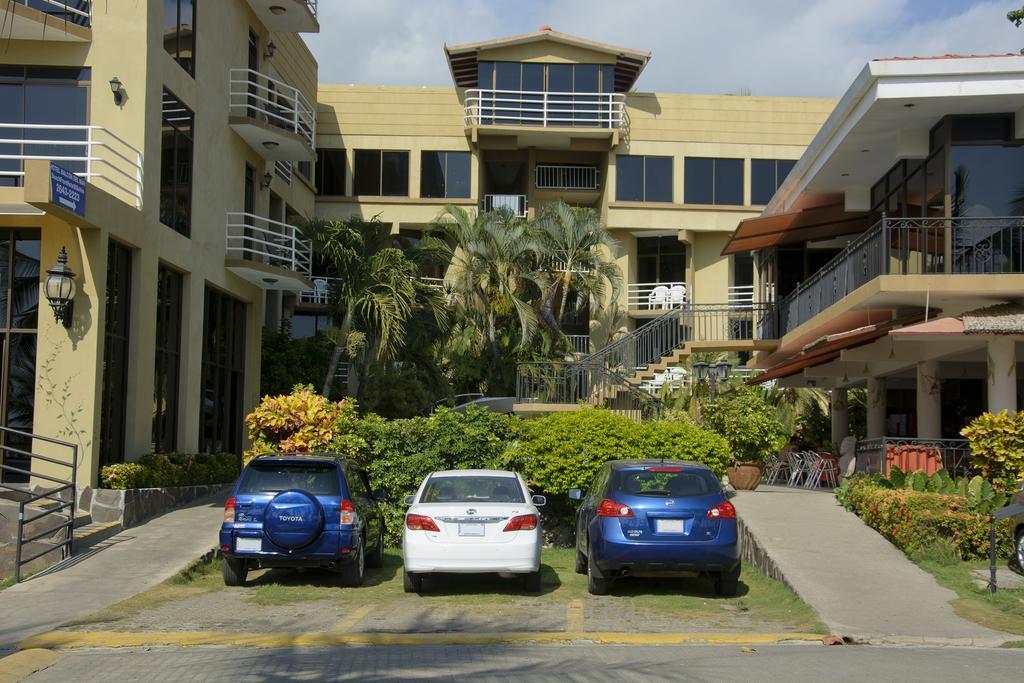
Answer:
961 410 1024 484
836 476 1011 560
100 453 238 489
244 384 365 461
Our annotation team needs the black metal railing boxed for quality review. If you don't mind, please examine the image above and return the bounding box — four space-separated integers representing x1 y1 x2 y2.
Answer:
516 362 662 420
855 436 971 478
779 216 1024 336
0 427 79 582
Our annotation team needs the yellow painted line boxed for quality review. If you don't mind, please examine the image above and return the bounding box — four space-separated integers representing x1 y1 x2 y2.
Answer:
333 605 374 633
20 630 825 651
565 599 584 632
0 648 62 683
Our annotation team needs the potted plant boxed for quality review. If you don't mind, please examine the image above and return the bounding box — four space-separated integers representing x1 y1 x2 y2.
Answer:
702 386 789 491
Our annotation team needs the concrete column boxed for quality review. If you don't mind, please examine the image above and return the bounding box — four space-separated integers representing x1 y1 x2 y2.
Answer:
867 377 886 439
264 290 283 332
916 360 941 438
987 336 1018 415
830 388 849 449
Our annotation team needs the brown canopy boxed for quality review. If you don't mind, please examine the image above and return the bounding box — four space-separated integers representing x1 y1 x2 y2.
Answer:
722 203 869 255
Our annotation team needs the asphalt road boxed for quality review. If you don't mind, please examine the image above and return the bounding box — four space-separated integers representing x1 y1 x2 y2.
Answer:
21 643 1024 682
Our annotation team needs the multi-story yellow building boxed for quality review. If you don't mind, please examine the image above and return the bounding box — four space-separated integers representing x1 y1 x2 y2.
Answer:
0 0 319 490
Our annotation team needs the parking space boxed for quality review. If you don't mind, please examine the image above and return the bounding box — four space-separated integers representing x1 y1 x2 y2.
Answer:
55 549 826 638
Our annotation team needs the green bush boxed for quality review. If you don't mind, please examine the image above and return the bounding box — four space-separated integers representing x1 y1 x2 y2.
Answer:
836 475 1012 560
702 386 789 463
100 453 239 490
506 407 731 496
961 410 1024 485
244 384 365 462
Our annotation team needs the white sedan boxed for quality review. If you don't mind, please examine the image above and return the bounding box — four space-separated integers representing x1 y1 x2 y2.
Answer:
402 469 545 594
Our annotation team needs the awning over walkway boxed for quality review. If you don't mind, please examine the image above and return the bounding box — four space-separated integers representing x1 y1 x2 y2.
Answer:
722 203 869 255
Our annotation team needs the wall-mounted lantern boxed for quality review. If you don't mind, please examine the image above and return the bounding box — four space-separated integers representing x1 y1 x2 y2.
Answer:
264 41 277 61
44 246 76 329
109 76 125 106
261 172 273 189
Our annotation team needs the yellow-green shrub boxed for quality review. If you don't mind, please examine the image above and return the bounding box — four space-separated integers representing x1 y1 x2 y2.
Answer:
961 410 1024 484
244 384 365 461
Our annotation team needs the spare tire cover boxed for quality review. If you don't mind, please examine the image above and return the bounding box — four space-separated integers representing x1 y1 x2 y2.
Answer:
263 490 324 550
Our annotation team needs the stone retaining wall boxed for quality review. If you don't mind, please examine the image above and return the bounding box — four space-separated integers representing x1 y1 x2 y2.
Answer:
738 517 793 591
89 484 230 528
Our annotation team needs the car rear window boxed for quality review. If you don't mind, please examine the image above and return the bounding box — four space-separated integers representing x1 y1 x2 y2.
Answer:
238 463 340 496
421 476 524 503
614 468 720 497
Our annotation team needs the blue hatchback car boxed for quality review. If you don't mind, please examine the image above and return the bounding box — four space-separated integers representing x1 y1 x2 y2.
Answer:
219 454 386 587
570 460 740 596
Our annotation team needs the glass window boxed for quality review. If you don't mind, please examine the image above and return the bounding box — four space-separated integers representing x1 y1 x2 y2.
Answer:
99 241 132 467
751 159 796 205
290 312 330 339
613 468 720 497
153 265 182 453
685 157 743 205
315 149 345 195
163 0 196 76
637 236 685 283
951 144 1024 217
616 155 671 202
200 287 246 455
354 150 408 196
160 90 193 236
238 463 340 496
421 476 524 503
420 151 470 199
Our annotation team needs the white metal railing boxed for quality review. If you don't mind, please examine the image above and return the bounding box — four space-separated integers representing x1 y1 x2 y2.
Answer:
0 122 143 208
228 68 315 151
567 334 589 356
464 89 625 128
274 160 293 184
535 164 600 190
298 275 339 304
420 276 445 289
225 212 312 276
727 284 755 307
17 1 91 27
627 282 688 310
483 194 527 217
305 0 318 16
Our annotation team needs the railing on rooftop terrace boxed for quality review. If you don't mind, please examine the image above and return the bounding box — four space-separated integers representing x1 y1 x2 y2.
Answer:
0 123 143 208
778 216 1024 336
228 68 315 150
464 89 625 129
17 0 90 27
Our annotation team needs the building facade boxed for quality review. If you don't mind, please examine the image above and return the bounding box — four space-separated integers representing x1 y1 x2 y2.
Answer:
0 0 319 487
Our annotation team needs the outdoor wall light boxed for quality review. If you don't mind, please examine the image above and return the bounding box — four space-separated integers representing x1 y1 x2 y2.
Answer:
692 361 709 382
269 5 286 15
261 172 273 189
44 246 76 329
262 140 280 150
264 41 277 60
109 76 124 106
713 361 732 383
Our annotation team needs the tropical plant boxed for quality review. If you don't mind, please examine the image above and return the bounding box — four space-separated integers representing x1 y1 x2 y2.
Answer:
702 385 789 463
961 410 1024 484
244 384 365 461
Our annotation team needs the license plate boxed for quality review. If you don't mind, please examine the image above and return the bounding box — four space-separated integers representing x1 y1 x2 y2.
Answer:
655 519 685 534
458 523 485 537
236 537 262 552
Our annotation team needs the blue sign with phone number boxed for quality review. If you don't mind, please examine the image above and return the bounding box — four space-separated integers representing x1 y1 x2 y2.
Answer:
50 163 86 217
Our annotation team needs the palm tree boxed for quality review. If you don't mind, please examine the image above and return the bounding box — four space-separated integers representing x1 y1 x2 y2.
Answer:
532 202 622 340
301 216 447 399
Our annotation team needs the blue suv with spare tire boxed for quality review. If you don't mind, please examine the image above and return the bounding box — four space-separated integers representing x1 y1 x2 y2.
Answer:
219 453 386 587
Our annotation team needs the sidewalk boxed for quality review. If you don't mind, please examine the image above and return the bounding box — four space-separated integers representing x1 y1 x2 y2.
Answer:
0 491 226 653
733 485 1012 645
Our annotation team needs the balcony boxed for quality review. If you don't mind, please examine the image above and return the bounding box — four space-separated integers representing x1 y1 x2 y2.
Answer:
0 122 143 208
245 0 318 33
225 212 313 291
627 282 688 312
7 1 90 41
228 68 315 162
482 194 527 217
535 164 599 190
464 89 625 130
567 334 590 356
777 216 1024 337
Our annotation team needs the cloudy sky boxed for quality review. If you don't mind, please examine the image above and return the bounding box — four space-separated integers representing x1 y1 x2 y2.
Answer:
305 0 1024 97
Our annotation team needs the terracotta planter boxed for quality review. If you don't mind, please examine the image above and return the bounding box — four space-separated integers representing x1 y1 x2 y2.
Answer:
727 462 764 491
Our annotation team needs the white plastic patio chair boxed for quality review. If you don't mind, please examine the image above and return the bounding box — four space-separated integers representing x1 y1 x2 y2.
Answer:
669 284 686 308
311 277 329 304
648 285 669 310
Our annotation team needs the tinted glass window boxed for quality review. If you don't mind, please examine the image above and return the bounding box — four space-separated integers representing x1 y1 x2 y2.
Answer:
616 155 644 201
420 151 445 198
548 64 572 92
160 90 193 235
353 150 380 195
421 476 524 503
715 158 743 205
99 241 132 467
614 468 720 497
684 157 714 204
644 156 673 202
495 62 520 91
163 0 196 76
153 266 183 453
239 463 340 496
316 149 345 195
421 151 470 199
951 144 1024 217
951 114 1012 143
477 61 493 89
381 151 409 196
751 159 775 205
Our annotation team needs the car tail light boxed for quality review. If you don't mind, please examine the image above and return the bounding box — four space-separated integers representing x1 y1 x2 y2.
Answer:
340 499 356 525
596 499 633 518
406 513 440 532
707 501 736 519
647 467 682 472
223 496 236 524
503 514 538 532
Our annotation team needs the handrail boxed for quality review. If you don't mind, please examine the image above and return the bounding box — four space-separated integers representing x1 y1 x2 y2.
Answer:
516 361 662 419
15 0 91 26
0 122 144 208
225 211 313 276
464 88 625 128
0 425 78 582
535 164 600 190
228 68 316 149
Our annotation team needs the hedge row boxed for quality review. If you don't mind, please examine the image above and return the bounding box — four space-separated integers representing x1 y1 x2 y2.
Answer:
100 453 239 490
836 476 1011 560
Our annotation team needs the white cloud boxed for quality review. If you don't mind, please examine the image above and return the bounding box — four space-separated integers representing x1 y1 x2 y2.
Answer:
307 0 1024 96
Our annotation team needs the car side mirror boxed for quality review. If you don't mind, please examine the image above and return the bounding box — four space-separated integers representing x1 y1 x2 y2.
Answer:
403 494 415 506
532 495 546 507
568 488 582 501
371 488 387 502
